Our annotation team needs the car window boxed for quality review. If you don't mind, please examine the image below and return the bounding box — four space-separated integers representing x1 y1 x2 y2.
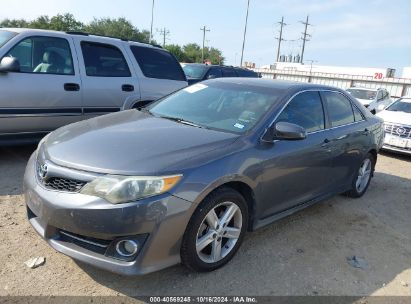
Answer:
81 41 131 77
323 91 355 127
5 36 74 75
221 67 237 77
277 91 325 133
148 82 283 134
235 68 258 77
353 105 365 122
206 67 222 79
131 46 185 81
0 30 17 48
382 90 389 99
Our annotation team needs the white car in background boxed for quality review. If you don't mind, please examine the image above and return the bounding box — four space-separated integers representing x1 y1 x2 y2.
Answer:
376 96 411 155
346 87 392 114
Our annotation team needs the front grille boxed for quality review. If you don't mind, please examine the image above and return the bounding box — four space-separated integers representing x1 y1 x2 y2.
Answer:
384 123 411 138
44 177 86 192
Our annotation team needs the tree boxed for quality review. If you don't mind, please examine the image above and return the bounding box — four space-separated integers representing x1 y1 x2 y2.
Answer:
49 13 84 31
85 17 150 42
183 43 202 63
165 44 186 62
0 18 29 28
205 47 225 65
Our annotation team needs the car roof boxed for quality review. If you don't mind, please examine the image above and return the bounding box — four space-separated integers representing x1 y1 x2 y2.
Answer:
206 77 341 92
1 28 162 49
347 87 378 92
182 63 253 70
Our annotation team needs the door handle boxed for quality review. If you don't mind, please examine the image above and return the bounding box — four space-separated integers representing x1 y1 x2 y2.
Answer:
122 84 134 92
363 128 370 135
321 138 330 148
64 83 80 91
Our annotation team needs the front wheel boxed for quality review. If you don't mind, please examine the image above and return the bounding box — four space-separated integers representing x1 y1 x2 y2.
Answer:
346 153 375 198
181 187 248 272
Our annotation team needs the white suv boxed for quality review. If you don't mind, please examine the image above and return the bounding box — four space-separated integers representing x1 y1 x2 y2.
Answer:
346 87 392 114
0 28 187 143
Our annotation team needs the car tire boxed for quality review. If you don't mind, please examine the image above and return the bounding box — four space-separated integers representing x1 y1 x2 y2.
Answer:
181 187 248 272
345 153 375 198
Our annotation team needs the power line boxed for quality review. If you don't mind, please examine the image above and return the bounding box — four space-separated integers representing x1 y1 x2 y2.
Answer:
300 15 312 64
275 16 287 62
240 0 250 67
157 27 170 47
200 25 210 63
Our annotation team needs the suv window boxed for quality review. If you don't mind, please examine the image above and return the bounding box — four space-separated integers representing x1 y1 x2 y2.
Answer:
130 46 185 81
377 90 384 101
235 68 257 77
221 67 237 77
205 67 222 79
277 91 325 133
382 90 389 99
81 41 131 77
5 36 74 75
323 91 355 127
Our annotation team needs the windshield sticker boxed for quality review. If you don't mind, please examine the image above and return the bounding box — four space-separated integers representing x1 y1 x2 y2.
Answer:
234 123 245 129
183 83 208 93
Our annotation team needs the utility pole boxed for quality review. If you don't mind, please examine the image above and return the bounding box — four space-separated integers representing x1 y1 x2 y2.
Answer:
240 0 250 67
149 0 155 43
275 16 286 62
300 15 312 64
157 27 170 47
200 26 210 63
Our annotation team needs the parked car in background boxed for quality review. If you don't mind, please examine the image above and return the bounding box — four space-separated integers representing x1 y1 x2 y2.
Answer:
346 87 392 114
25 79 383 275
376 96 411 155
0 28 187 143
182 63 259 85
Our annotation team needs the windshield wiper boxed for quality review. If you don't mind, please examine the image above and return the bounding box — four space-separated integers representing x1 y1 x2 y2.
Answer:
158 115 203 128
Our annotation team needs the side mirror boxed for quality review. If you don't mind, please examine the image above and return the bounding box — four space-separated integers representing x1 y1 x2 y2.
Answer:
207 74 216 79
262 121 307 142
0 57 20 73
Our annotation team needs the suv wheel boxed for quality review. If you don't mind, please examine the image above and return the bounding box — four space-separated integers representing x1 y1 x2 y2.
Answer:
346 153 375 198
181 187 248 272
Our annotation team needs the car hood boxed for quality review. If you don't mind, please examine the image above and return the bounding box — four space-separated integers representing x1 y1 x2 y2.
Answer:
42 110 239 175
376 110 411 126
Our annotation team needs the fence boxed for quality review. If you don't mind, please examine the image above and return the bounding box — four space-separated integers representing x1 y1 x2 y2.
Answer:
252 68 411 98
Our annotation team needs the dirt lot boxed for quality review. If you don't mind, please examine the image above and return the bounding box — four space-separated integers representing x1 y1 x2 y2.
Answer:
0 145 410 298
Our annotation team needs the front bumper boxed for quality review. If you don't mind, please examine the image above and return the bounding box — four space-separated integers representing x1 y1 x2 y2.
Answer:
23 152 195 275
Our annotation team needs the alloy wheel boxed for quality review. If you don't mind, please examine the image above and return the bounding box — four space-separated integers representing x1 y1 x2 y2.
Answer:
195 202 243 263
356 158 372 193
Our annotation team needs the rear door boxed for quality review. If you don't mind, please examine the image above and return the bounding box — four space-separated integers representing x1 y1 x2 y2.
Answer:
321 91 369 188
129 45 187 104
0 34 82 134
74 39 140 118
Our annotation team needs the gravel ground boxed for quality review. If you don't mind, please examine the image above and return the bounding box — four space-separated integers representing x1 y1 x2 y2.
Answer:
0 145 410 298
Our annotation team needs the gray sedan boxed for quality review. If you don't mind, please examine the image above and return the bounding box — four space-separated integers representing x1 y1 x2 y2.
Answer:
24 78 384 275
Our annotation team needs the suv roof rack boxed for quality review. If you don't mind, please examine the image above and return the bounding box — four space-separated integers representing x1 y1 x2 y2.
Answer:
66 31 162 48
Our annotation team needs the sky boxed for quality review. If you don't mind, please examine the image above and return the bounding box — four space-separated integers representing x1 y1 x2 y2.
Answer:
1 0 410 74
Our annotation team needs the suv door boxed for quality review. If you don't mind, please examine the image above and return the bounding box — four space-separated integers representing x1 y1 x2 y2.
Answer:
258 91 334 217
75 39 140 117
0 35 82 135
129 45 187 106
321 91 369 188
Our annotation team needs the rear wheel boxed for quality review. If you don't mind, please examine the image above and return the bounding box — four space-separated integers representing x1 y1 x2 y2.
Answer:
181 187 248 272
346 153 375 198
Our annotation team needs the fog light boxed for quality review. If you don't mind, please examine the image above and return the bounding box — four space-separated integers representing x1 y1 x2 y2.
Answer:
115 239 138 257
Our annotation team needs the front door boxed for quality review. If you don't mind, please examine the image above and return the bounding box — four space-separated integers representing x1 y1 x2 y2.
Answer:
258 91 334 218
0 35 82 135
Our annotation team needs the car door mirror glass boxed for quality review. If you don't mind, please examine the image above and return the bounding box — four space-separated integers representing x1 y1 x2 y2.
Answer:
0 56 20 73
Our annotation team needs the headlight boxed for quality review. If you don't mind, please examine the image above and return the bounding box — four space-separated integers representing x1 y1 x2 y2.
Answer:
80 174 182 204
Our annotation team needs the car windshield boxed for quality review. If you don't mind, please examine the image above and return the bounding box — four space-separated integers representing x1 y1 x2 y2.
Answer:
386 98 411 113
347 89 377 100
148 82 282 134
182 64 208 79
0 30 17 48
